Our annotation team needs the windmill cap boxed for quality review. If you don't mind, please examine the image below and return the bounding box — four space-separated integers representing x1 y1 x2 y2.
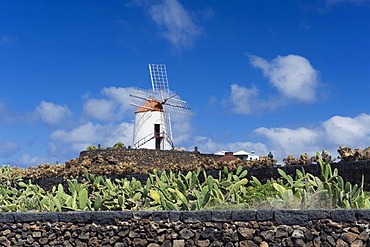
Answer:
135 98 164 113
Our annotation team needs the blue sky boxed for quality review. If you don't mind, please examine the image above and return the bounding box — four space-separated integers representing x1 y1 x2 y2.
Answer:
1 0 370 167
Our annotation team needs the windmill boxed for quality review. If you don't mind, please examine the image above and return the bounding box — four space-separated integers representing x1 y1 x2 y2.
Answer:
130 64 191 150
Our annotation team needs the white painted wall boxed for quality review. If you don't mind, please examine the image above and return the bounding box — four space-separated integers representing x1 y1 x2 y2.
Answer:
132 111 172 150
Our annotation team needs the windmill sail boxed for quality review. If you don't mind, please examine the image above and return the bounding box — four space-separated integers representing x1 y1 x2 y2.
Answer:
149 64 170 94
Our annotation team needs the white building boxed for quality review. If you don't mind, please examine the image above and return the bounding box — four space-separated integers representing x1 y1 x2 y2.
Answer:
214 150 259 161
132 98 173 150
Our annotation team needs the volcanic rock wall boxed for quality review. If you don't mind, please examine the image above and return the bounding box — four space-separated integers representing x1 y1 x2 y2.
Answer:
79 148 216 167
1 210 369 246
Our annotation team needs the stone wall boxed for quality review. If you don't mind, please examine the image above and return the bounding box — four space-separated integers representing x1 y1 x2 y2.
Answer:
79 149 216 167
1 210 369 246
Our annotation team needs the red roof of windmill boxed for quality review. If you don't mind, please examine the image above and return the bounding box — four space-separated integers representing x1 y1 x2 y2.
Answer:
135 98 164 113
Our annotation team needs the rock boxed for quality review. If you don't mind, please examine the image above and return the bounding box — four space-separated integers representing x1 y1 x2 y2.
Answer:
167 232 179 239
222 228 238 242
162 240 172 247
0 236 11 246
129 230 140 238
63 240 73 247
357 231 369 241
260 230 274 241
185 239 194 247
197 239 210 247
78 232 90 240
179 228 194 239
118 229 129 237
337 238 350 247
291 229 304 239
282 237 294 247
275 226 289 238
173 239 185 247
88 237 100 246
293 239 306 247
32 231 42 238
109 236 120 244
260 242 269 247
75 240 88 247
147 244 160 247
200 228 220 241
313 237 321 247
326 235 336 246
64 231 72 240
238 227 255 239
224 243 234 247
39 237 49 245
341 232 358 244
304 231 314 241
132 238 148 246
209 241 224 247
240 240 258 247
114 243 126 247
253 236 263 244
350 240 363 247
26 235 34 244
2 230 11 236
156 234 166 243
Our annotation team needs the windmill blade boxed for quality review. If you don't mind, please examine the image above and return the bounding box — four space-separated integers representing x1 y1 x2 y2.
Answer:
163 100 191 114
161 93 179 104
129 94 151 101
149 64 170 93
165 96 188 104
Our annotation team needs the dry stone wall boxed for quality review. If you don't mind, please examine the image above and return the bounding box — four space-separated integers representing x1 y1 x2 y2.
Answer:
1 210 369 246
79 149 215 167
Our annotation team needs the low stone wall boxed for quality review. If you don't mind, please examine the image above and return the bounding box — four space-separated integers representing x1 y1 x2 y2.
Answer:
1 210 369 246
79 149 215 167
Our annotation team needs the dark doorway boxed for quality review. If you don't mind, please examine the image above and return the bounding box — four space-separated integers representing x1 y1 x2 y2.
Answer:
154 124 161 150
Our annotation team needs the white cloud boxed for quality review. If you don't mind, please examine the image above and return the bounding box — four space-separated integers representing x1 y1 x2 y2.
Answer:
147 0 201 49
83 99 116 121
249 54 320 102
322 114 370 146
255 127 321 158
228 84 259 115
50 122 134 154
171 112 192 145
83 87 133 121
254 113 370 161
0 141 19 158
226 54 320 116
35 101 71 125
227 84 284 115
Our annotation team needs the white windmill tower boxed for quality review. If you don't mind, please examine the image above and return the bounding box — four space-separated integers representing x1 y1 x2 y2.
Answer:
130 64 191 150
